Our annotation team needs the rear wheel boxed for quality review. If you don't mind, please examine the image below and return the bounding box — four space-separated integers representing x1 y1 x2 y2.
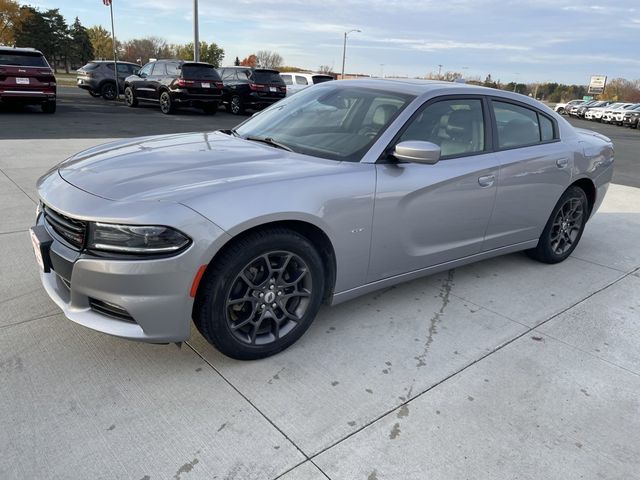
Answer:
202 102 218 115
527 186 588 264
193 228 325 360
159 91 174 114
41 101 56 114
124 86 138 107
228 95 245 115
557 107 565 114
101 82 118 100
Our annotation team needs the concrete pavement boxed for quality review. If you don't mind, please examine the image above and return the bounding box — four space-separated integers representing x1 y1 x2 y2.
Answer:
0 138 638 479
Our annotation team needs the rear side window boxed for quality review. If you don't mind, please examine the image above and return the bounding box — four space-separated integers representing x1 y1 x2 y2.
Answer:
280 74 292 85
80 62 100 71
117 64 130 74
0 52 48 67
165 62 181 76
251 70 284 84
493 101 556 149
181 64 220 80
295 75 308 85
399 98 486 158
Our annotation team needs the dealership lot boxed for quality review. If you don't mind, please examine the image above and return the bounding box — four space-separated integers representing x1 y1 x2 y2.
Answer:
1 88 639 479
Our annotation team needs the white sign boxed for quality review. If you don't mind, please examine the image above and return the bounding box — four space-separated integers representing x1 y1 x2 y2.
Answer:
588 75 607 94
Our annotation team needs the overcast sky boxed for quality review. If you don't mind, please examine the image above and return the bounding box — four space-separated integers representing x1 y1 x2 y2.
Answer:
27 0 639 84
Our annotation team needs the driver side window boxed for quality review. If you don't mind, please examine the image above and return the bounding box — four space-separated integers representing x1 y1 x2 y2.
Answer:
138 63 154 77
399 98 485 158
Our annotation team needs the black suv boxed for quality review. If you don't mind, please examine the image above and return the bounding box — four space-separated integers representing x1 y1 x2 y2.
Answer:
124 60 224 114
0 47 56 113
76 61 140 100
216 67 286 114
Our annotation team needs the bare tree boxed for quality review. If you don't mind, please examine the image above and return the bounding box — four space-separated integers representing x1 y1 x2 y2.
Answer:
318 65 333 74
256 50 283 69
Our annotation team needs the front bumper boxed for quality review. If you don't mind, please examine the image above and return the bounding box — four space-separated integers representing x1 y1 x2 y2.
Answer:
34 175 230 343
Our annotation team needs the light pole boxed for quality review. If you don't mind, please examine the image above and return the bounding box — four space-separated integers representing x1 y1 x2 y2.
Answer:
341 29 361 80
438 64 443 79
193 0 200 62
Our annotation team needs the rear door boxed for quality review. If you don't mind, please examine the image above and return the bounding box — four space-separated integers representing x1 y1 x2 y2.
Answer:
368 96 500 281
482 98 571 250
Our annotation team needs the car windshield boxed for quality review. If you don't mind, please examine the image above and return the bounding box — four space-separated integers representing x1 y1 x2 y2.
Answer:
234 85 414 162
251 70 284 84
0 52 48 67
182 64 220 80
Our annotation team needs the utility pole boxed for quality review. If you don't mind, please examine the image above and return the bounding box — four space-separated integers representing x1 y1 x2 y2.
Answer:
193 0 200 62
438 64 443 79
341 29 361 80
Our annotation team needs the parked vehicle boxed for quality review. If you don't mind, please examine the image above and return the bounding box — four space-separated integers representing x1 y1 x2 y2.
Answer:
217 66 286 114
622 105 640 128
279 72 334 96
554 99 584 114
0 46 56 113
124 60 223 114
31 80 614 359
76 61 140 100
586 102 626 121
574 100 611 118
604 104 638 125
568 100 597 116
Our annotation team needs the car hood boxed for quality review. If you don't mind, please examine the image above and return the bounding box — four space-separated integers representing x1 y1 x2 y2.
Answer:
57 131 342 202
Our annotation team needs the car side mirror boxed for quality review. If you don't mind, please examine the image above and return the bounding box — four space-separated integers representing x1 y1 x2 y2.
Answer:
393 141 441 165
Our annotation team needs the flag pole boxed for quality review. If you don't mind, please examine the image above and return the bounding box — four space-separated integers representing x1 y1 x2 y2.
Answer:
108 0 119 98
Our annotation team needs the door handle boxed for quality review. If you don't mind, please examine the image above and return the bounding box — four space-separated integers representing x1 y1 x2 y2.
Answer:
556 158 569 168
478 174 495 188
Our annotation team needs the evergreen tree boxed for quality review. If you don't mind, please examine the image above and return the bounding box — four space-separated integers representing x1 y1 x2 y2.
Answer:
69 17 93 68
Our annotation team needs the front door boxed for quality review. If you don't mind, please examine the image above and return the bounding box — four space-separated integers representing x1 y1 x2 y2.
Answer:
368 96 500 282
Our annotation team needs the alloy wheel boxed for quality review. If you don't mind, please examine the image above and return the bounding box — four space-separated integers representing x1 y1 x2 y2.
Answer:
231 96 241 114
225 251 312 346
549 197 584 255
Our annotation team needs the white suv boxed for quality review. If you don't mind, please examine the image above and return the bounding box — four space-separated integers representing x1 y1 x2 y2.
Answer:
585 102 623 121
602 103 637 124
554 99 584 115
279 72 334 96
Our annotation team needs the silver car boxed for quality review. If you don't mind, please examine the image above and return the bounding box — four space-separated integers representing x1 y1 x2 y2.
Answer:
31 79 614 359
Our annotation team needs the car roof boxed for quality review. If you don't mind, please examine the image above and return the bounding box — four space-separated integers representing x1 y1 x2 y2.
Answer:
91 60 139 65
0 46 44 55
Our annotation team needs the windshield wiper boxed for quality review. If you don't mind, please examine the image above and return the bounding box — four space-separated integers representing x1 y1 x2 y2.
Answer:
244 136 293 152
218 128 240 137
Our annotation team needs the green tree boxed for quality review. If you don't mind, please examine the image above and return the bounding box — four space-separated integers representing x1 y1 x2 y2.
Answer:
173 41 224 67
69 17 93 68
14 7 52 58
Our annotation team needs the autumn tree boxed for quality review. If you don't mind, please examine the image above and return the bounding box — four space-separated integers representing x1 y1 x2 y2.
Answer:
239 54 257 67
0 0 30 45
256 50 283 69
122 37 170 64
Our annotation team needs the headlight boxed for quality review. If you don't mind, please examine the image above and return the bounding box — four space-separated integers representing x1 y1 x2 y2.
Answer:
88 222 190 254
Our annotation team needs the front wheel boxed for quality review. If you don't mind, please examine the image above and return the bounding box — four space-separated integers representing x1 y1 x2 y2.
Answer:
527 186 588 264
124 86 138 107
193 228 326 360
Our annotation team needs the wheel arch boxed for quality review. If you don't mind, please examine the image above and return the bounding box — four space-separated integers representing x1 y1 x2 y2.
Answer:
192 219 338 316
570 177 596 216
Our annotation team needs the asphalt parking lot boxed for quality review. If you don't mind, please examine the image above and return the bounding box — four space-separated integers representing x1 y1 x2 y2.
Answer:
1 88 639 479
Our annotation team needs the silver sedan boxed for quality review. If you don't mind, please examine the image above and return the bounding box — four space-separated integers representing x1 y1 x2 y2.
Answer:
31 79 614 359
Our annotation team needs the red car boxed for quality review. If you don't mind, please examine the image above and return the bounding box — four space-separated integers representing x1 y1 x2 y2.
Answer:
0 46 56 113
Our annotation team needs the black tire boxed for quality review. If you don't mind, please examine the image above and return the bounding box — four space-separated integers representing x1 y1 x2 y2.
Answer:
124 86 138 107
527 186 589 264
193 228 326 360
159 91 174 114
100 82 117 100
228 95 245 115
202 102 218 115
88 91 101 98
557 107 565 115
41 100 56 114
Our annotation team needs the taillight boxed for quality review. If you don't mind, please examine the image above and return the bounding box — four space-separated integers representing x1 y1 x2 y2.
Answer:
177 78 195 87
249 83 266 91
278 86 286 92
215 81 224 89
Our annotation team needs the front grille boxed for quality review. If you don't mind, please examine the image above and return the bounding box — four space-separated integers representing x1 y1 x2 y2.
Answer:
43 205 87 250
89 298 136 323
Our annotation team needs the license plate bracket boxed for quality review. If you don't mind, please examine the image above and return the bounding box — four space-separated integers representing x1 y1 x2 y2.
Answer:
16 77 30 85
30 225 53 273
